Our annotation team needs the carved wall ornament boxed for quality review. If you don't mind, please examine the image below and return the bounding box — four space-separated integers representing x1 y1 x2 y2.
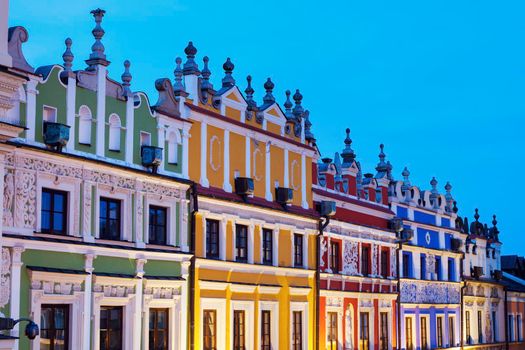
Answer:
3 170 14 227
94 283 135 298
0 248 11 308
371 244 379 276
14 170 36 229
320 236 328 269
390 248 397 277
31 279 83 295
326 297 342 307
345 307 353 349
343 240 358 275
143 286 180 299
400 280 461 304
360 299 373 308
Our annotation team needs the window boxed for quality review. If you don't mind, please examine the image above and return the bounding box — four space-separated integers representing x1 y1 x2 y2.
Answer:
294 234 304 267
381 249 389 277
43 105 57 123
508 314 514 342
99 197 121 240
108 114 121 151
359 312 369 350
206 219 220 259
167 131 180 164
149 308 168 350
420 254 426 279
41 188 68 235
40 304 69 350
478 311 483 343
437 316 443 348
493 311 498 342
420 317 428 350
330 241 340 273
261 310 271 350
140 131 151 146
292 311 303 350
435 256 442 280
236 224 248 263
448 316 455 347
149 206 167 245
203 310 217 350
78 105 92 145
466 311 471 344
448 258 455 281
361 246 370 276
517 314 521 341
262 229 273 265
233 310 245 350
405 317 413 350
380 312 388 350
327 312 338 350
100 306 123 350
402 252 411 278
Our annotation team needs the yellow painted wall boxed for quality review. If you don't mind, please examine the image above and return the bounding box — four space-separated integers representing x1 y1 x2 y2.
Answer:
267 121 282 135
251 140 266 198
289 151 302 207
254 225 261 263
229 132 245 183
188 121 201 182
270 145 284 190
226 221 234 261
207 125 224 189
225 105 241 122
279 228 292 267
306 156 313 208
195 213 204 257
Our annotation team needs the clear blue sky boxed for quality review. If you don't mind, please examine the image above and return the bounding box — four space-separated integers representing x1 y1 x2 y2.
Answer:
9 0 525 255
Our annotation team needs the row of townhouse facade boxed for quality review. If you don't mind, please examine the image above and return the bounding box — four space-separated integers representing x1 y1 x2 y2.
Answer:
0 4 525 350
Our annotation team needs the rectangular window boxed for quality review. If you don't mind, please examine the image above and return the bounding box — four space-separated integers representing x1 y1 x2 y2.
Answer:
493 311 498 342
380 312 389 350
40 304 69 350
517 314 521 341
330 242 340 273
478 310 483 343
508 314 514 342
294 234 304 267
435 256 442 280
448 258 455 281
140 131 151 146
236 224 248 262
448 316 455 347
99 197 121 240
327 312 338 350
402 252 411 278
420 317 428 350
437 316 443 348
206 219 220 259
262 229 273 265
381 249 389 277
359 312 369 350
261 310 271 350
43 105 57 124
149 308 168 350
361 246 370 276
405 317 413 350
466 311 471 344
148 206 167 245
420 254 426 279
203 310 217 350
233 310 245 350
100 306 123 350
292 311 303 350
41 188 68 235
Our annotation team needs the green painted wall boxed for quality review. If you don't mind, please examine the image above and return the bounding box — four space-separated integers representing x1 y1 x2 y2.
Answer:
19 100 27 138
144 260 181 277
163 140 183 174
92 256 136 275
75 86 97 154
35 66 67 143
133 94 158 165
104 95 127 161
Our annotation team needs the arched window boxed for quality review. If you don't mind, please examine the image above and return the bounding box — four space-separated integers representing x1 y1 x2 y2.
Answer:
167 130 181 164
78 106 92 145
108 114 121 151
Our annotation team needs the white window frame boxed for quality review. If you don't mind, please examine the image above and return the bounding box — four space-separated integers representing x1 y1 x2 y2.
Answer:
325 305 343 350
108 113 122 151
358 304 375 350
140 131 152 146
447 314 457 347
517 313 523 342
95 186 131 241
77 105 93 145
200 298 226 350
167 129 181 164
509 314 515 342
144 196 177 246
292 230 309 269
260 224 279 267
200 211 227 260
404 315 415 350
290 302 308 350
378 303 393 350
436 315 445 347
42 105 58 124
230 300 255 350
259 301 279 349
36 174 81 236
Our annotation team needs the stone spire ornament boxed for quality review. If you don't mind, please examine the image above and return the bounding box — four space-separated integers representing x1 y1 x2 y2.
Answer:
262 78 275 105
183 41 199 75
201 56 213 90
86 8 109 69
444 181 454 212
121 60 132 97
284 90 293 118
430 177 439 209
492 214 500 241
356 161 363 198
173 57 186 95
304 110 315 142
222 57 235 88
341 128 356 167
375 144 388 178
62 38 74 72
401 167 411 197
292 89 304 119
245 75 256 111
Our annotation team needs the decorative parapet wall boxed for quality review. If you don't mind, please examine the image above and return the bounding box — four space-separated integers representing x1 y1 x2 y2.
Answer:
400 279 461 304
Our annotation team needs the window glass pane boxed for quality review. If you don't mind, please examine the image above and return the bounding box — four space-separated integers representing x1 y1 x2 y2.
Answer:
42 191 51 211
54 193 64 211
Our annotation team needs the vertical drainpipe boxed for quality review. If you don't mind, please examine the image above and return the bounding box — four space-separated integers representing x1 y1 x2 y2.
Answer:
459 251 465 349
189 183 198 350
396 241 402 350
316 215 330 350
505 287 509 350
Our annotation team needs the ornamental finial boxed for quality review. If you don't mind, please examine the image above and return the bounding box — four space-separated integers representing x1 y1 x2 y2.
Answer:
62 38 74 72
341 128 356 166
86 8 109 69
222 57 235 88
121 60 132 97
173 57 185 94
183 41 199 75
263 78 275 104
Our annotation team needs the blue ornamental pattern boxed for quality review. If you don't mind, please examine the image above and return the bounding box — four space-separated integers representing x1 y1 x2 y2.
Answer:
400 280 461 304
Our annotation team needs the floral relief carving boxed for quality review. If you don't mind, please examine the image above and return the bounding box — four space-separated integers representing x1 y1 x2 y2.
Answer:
326 297 342 307
14 170 36 229
31 279 83 295
144 286 180 299
320 236 328 269
345 308 353 349
400 280 461 304
0 248 11 309
426 254 435 279
343 240 359 275
142 182 181 198
390 248 397 277
3 170 14 227
371 244 378 276
16 156 83 179
93 283 135 298
82 183 92 236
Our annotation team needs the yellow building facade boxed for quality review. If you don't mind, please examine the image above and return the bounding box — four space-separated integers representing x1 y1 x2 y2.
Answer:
178 43 319 349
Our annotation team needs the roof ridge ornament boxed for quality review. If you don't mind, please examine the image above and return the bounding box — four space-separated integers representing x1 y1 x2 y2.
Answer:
86 8 109 70
292 89 304 120
245 75 257 113
341 128 356 167
444 181 454 213
173 57 187 97
374 144 388 178
304 110 315 143
262 78 275 104
200 56 214 103
183 41 200 75
62 38 74 72
430 177 439 209
222 57 235 88
284 90 293 118
401 166 411 199
121 60 132 97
